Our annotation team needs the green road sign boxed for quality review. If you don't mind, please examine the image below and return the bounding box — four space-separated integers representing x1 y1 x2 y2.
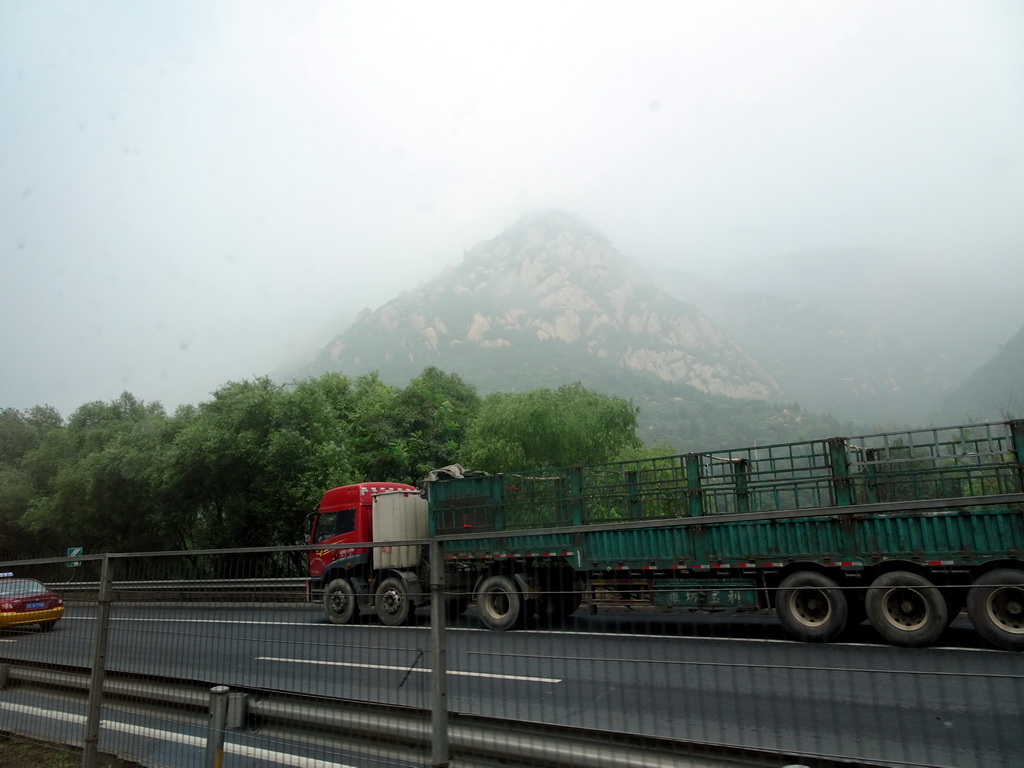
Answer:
66 546 83 567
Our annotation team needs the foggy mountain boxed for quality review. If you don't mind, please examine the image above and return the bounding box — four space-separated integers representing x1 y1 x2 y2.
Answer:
297 210 1020 448
941 323 1024 422
670 248 1024 424
306 210 779 400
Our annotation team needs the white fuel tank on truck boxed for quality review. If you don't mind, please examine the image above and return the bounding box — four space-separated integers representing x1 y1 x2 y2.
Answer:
371 489 428 570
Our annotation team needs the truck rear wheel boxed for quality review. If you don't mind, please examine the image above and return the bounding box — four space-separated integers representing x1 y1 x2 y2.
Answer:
775 571 849 642
537 567 583 623
323 578 358 625
967 569 1024 651
476 574 522 631
445 595 470 621
866 571 947 647
375 576 413 626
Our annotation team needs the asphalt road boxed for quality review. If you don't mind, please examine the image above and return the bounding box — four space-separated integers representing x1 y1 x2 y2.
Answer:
2 603 1022 768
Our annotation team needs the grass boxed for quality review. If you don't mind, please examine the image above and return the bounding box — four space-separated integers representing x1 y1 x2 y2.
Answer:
0 735 140 767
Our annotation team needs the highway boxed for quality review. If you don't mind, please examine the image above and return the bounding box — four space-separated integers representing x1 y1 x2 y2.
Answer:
2 603 1022 768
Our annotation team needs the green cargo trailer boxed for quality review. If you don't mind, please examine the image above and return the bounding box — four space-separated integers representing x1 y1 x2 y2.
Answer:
424 420 1024 649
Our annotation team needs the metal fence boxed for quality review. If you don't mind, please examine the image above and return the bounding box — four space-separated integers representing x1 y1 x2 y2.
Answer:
2 530 1023 768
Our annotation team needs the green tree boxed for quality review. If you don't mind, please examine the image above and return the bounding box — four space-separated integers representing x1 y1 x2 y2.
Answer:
463 382 641 472
0 406 65 558
169 376 356 553
17 394 178 555
347 368 480 484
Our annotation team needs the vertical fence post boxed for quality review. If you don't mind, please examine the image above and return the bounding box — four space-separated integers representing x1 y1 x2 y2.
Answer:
429 539 449 767
205 685 230 768
684 453 703 517
1009 419 1024 492
733 458 751 513
82 554 112 768
826 437 856 506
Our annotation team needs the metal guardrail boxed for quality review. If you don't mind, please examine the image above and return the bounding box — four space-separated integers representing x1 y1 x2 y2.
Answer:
0 662 879 768
56 578 305 590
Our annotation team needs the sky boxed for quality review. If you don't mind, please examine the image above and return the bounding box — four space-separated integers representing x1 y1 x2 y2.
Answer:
2 1 1022 416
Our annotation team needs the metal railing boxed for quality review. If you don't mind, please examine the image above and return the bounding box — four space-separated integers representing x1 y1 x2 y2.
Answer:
3 532 1023 768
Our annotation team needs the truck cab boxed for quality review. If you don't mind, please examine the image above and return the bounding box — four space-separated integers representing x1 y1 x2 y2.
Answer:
305 482 418 582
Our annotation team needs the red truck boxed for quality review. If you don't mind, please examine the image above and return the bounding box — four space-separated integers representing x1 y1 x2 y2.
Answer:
305 481 473 626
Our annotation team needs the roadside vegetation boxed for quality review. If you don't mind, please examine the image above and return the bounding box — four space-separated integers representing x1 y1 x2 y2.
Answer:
0 735 138 767
0 368 646 560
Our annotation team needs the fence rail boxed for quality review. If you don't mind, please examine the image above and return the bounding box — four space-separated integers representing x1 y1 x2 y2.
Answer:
3 536 1022 768
2 661 870 768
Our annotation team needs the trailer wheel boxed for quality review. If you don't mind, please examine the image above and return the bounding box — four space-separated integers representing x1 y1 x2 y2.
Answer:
323 578 358 625
944 587 966 626
375 576 413 626
775 571 849 642
967 569 1024 651
537 567 584 623
476 574 522 631
866 571 947 647
445 595 470 621
845 588 867 629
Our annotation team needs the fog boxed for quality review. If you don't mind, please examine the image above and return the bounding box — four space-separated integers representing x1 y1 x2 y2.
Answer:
2 1 1022 415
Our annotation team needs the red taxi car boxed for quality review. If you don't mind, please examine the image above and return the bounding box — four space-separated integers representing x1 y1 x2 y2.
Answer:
0 572 64 631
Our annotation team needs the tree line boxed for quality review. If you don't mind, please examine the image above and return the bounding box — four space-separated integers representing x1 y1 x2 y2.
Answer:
0 368 645 560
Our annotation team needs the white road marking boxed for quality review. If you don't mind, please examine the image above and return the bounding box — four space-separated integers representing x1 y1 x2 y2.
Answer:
60 615 1000 652
257 656 561 683
0 701 355 768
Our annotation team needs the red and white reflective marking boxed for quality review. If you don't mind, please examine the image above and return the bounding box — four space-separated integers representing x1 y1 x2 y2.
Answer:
444 553 872 570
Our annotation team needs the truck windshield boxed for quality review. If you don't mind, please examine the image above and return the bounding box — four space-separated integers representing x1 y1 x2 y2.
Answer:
314 508 356 543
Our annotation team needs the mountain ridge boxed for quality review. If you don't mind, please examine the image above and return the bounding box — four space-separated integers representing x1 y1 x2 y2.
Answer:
314 210 781 401
295 210 1022 447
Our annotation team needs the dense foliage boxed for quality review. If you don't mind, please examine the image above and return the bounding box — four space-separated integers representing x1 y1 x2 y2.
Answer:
463 383 642 471
1 370 644 558
0 368 484 559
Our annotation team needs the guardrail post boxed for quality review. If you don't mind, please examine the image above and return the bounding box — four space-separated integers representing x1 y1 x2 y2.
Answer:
82 554 112 768
205 685 230 768
429 539 450 767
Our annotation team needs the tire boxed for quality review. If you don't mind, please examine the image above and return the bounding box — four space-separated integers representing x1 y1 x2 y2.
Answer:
476 574 523 631
38 621 58 632
538 589 584 623
375 576 413 626
845 588 867 627
866 571 948 648
537 568 583 623
775 571 849 643
445 595 470 621
944 587 966 627
967 569 1024 651
323 578 358 625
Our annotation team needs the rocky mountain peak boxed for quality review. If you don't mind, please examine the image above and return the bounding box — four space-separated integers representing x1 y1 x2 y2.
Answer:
312 212 781 400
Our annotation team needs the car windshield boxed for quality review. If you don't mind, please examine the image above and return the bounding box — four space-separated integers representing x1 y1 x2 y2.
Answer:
0 579 47 598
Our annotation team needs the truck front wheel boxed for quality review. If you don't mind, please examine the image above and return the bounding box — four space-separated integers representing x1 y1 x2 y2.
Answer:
775 571 849 643
476 574 522 631
323 578 358 625
967 569 1024 651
